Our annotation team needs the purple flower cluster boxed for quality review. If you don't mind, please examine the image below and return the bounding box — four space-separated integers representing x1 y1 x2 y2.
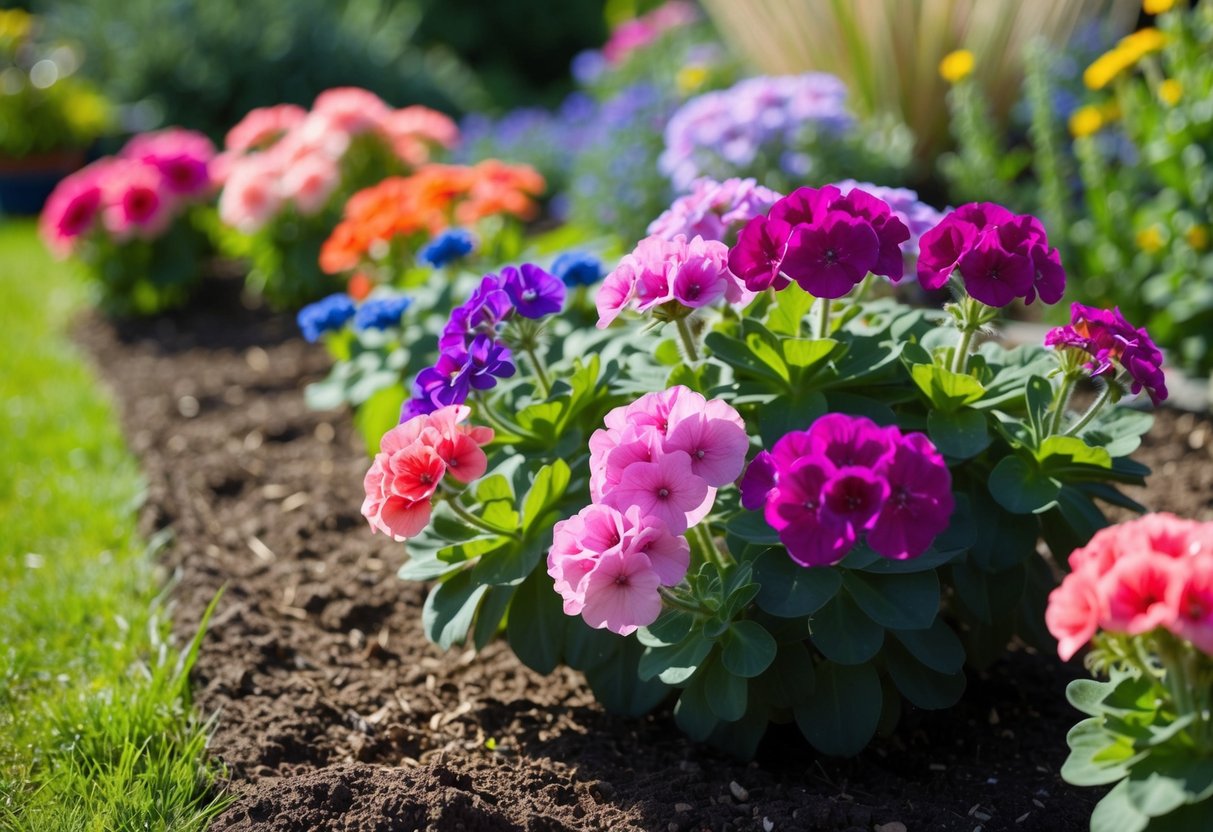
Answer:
917 203 1065 308
832 180 945 257
659 74 853 192
1045 303 1168 404
402 265 565 420
646 177 782 245
727 184 910 299
740 414 954 567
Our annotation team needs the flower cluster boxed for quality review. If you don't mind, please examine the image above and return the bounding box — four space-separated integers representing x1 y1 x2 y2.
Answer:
598 234 752 328
1046 513 1213 661
728 184 911 298
601 0 699 66
216 88 458 234
296 291 412 342
659 74 853 192
740 413 954 567
646 177 782 245
550 251 603 287
1045 303 1168 405
917 202 1065 307
362 405 493 541
402 265 565 419
418 228 476 269
832 180 945 258
318 162 545 275
549 386 748 634
41 128 216 255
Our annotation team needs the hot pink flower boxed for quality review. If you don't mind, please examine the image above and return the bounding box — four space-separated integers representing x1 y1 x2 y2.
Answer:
1101 553 1182 635
602 450 711 535
1046 570 1104 661
866 432 954 561
122 128 216 197
102 159 172 239
1168 561 1213 655
40 168 103 256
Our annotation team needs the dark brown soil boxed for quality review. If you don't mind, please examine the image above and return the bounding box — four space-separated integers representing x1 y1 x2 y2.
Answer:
75 278 1213 832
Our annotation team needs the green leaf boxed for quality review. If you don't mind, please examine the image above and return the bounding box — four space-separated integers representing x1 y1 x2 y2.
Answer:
841 571 939 630
638 630 713 684
759 389 828 446
927 408 991 459
1066 677 1120 717
706 700 770 760
892 619 966 675
967 491 1038 572
1089 781 1149 832
705 331 789 388
354 384 406 456
506 569 566 674
745 331 790 382
883 637 966 709
721 620 777 678
704 656 748 722
637 609 696 648
586 637 671 717
1125 754 1213 817
726 511 780 546
757 640 815 708
783 338 840 372
795 662 882 757
471 536 544 586
564 619 619 672
765 283 813 335
910 363 987 411
674 672 717 741
988 455 1060 514
472 585 515 650
521 459 571 534
752 549 842 617
1037 434 1114 473
1025 375 1053 443
476 474 515 503
810 590 883 665
1062 717 1144 787
422 569 488 650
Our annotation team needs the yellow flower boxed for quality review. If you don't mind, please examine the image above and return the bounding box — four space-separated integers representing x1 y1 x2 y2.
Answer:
676 65 709 95
1069 105 1104 138
1188 225 1209 251
1119 27 1168 60
1159 78 1182 105
1136 225 1166 254
939 49 975 84
1143 0 1176 13
1083 48 1135 90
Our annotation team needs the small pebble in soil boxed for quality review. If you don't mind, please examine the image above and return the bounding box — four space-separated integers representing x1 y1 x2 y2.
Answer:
729 781 749 802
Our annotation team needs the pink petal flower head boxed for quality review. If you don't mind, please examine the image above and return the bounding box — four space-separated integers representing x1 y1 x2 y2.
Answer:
413 404 493 484
592 426 662 502
101 159 173 240
867 432 954 561
361 453 433 541
595 261 638 328
664 402 750 486
548 504 630 614
916 219 976 290
218 155 284 233
312 86 392 135
580 548 663 635
779 211 880 298
670 235 733 308
40 168 103 256
806 412 896 470
281 151 340 215
728 215 793 292
387 442 447 503
225 104 307 153
623 507 690 586
617 385 703 436
955 225 1035 307
122 128 216 198
739 450 778 511
602 450 711 534
647 177 782 245
835 186 911 281
1168 557 1213 655
1046 304 1168 404
381 106 459 166
1046 570 1104 661
1101 553 1182 635
765 457 853 567
821 465 889 533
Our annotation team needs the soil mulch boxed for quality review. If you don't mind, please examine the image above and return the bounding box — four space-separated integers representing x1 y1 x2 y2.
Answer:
75 279 1213 832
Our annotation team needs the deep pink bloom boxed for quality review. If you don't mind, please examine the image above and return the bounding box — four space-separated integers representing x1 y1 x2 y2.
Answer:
727 215 792 292
1168 561 1213 655
779 213 879 298
40 170 103 255
765 458 853 567
122 128 216 197
1046 570 1104 661
866 432 955 560
1101 554 1182 635
102 160 172 239
739 451 777 511
1045 303 1168 404
806 412 896 469
955 226 1035 307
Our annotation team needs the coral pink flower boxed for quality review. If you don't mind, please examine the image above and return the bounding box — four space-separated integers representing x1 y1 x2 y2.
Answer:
1168 561 1213 655
1046 570 1104 661
361 453 433 541
603 450 710 534
225 104 307 153
387 443 446 503
1101 554 1182 635
282 151 340 215
580 549 663 635
218 155 284 233
312 86 391 135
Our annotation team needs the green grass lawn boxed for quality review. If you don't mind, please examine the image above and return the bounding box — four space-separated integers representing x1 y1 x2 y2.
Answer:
0 221 226 831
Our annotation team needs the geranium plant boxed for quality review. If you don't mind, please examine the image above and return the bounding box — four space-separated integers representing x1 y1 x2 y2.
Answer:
1049 513 1213 831
39 128 216 315
362 178 1161 757
211 87 459 308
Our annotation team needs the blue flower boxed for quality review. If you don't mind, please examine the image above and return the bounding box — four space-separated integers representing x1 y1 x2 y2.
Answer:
551 251 603 287
297 293 356 342
419 228 476 268
354 295 412 331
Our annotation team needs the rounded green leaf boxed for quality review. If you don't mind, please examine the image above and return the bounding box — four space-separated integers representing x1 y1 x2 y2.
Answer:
704 656 748 722
927 408 991 459
721 620 777 678
810 591 883 665
795 662 882 757
892 619 965 675
841 570 940 630
988 455 1061 514
753 549 842 617
505 569 566 674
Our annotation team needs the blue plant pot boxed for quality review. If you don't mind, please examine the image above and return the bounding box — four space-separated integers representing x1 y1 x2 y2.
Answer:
0 151 85 216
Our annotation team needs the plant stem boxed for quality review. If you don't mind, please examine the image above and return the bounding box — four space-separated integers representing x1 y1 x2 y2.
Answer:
675 316 700 363
1049 373 1077 436
473 392 528 438
523 344 553 398
658 586 705 616
444 492 519 539
693 522 728 571
816 297 832 339
1064 383 1114 437
950 326 975 374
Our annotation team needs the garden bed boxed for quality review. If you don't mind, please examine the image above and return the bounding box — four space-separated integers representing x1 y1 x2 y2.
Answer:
75 277 1210 832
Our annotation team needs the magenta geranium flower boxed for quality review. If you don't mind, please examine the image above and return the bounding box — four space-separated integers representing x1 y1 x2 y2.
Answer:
1045 303 1168 404
779 213 880 298
727 215 793 292
742 413 953 567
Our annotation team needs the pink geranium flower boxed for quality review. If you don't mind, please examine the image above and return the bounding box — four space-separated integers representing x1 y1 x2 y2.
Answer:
580 549 664 636
102 159 172 240
225 104 307 153
1169 561 1213 655
218 155 284 234
40 168 104 256
311 86 391 135
282 151 340 216
1046 570 1105 661
1101 554 1182 635
603 450 711 534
